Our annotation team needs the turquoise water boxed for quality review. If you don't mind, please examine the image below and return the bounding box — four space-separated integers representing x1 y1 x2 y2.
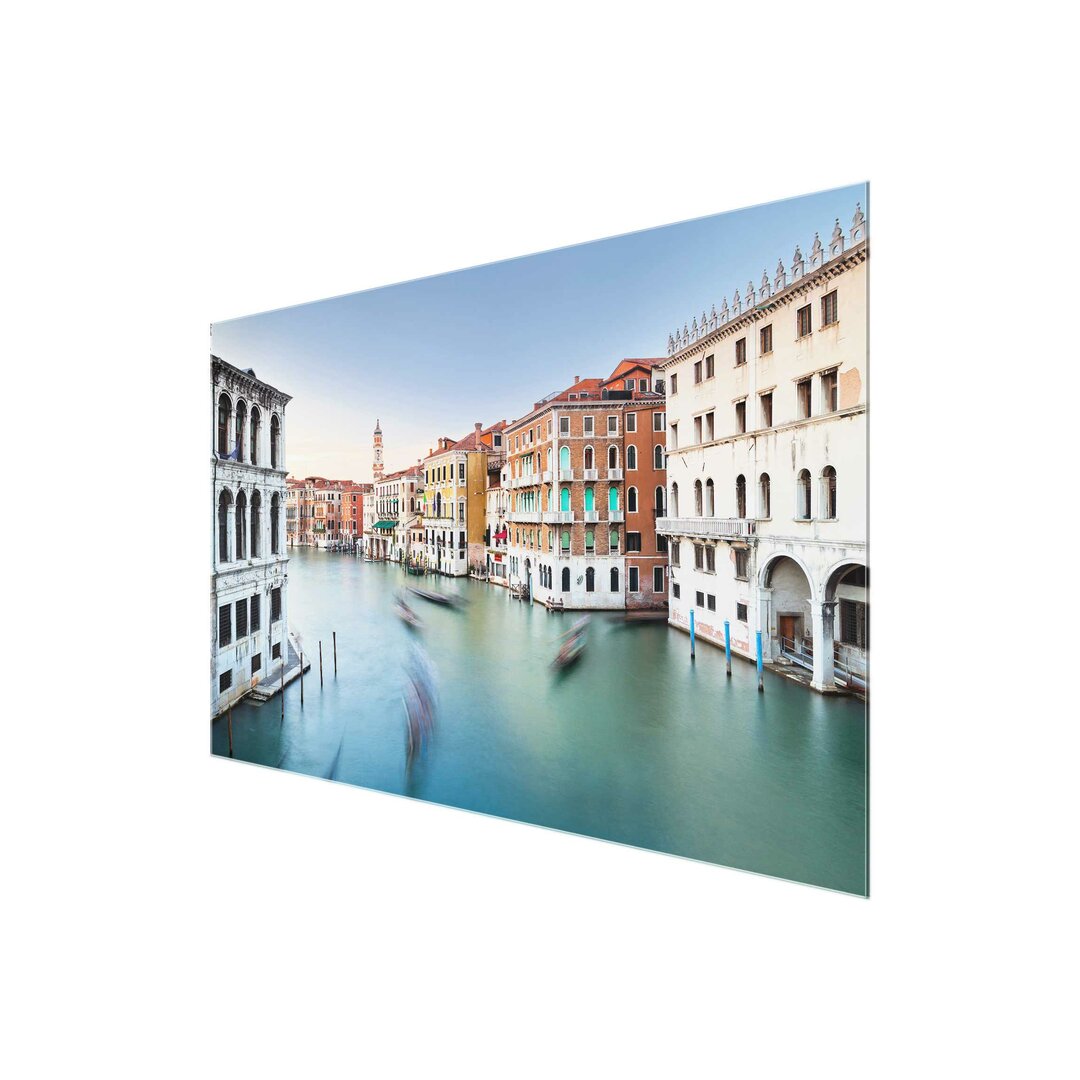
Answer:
213 547 867 894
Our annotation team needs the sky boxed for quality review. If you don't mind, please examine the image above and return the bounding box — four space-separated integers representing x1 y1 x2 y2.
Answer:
211 182 867 482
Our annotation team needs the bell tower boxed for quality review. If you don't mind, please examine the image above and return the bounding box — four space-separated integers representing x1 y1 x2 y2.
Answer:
373 419 384 483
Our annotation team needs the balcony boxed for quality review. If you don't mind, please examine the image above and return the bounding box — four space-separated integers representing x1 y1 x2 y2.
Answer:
510 510 541 523
655 516 757 539
607 468 623 481
559 468 574 481
542 510 573 524
542 470 553 483
608 510 625 522
582 468 598 481
583 510 599 523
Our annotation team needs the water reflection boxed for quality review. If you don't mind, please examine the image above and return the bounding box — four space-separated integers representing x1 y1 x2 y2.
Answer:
212 547 867 894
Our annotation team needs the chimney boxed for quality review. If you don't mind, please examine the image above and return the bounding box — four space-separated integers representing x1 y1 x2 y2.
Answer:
475 422 482 434
574 375 580 384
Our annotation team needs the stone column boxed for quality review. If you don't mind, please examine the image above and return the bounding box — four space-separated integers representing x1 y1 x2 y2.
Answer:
810 599 837 691
757 586 774 661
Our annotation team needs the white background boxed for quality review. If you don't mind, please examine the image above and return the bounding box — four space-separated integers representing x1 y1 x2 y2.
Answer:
3 3 1076 1077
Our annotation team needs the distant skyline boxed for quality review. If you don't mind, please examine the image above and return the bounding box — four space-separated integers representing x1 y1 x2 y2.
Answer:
212 183 867 481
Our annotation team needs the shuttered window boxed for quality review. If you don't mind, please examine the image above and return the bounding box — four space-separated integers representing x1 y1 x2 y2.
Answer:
218 604 232 647
797 304 812 337
821 290 838 326
250 594 261 632
271 587 281 622
235 599 248 640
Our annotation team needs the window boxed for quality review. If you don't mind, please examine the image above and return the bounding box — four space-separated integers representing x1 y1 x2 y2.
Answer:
625 379 635 392
250 594 261 631
250 490 261 557
218 604 232 647
585 567 595 592
821 368 838 412
797 378 812 419
626 413 637 432
271 586 282 622
585 529 595 552
583 446 594 470
694 416 703 444
235 401 247 463
760 324 773 354
218 489 231 562
559 416 570 435
821 290 838 326
251 653 261 675
840 599 869 648
562 566 571 592
760 392 773 428
671 541 680 567
796 470 812 519
696 591 705 607
656 533 668 554
694 544 704 570
654 485 665 515
609 528 619 552
654 445 664 470
628 566 639 592
736 602 748 622
583 416 594 435
561 530 570 551
249 406 260 465
236 598 249 639
272 641 281 661
607 415 618 434
797 304 812 337
707 594 716 612
626 532 642 553
219 670 232 693
704 478 715 516
735 401 746 434
694 479 703 515
821 466 837 519
735 338 746 366
735 549 749 580
672 583 681 599
694 360 702 383
217 393 231 456
705 545 715 573
670 373 678 395
458 499 465 523
670 483 679 516
653 412 665 431
627 445 637 470
234 490 247 559
705 354 714 378
610 567 619 592
270 414 280 469
735 474 747 518
653 566 664 592
627 487 638 512
705 411 715 441
759 473 771 518
670 422 678 450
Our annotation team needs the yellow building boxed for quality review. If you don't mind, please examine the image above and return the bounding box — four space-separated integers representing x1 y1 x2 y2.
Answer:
422 422 503 576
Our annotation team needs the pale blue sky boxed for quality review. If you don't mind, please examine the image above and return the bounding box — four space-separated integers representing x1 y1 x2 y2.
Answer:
212 182 867 481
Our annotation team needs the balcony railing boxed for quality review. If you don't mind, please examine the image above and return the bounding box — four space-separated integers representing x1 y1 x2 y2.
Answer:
542 470 553 483
655 516 757 538
607 468 623 481
509 510 541 523
582 468 598 481
583 510 599 523
559 468 575 481
542 510 573 524
608 510 625 523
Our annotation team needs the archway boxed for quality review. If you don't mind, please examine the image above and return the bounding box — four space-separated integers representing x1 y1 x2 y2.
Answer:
762 554 814 664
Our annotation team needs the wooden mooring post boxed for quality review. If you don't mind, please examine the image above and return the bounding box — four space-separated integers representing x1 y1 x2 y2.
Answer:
689 609 696 662
333 631 337 676
280 649 285 722
724 620 732 677
227 701 234 758
319 641 324 687
756 631 764 692
300 651 305 707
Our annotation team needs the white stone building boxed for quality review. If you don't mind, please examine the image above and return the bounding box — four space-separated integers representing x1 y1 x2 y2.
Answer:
657 205 868 692
211 355 298 716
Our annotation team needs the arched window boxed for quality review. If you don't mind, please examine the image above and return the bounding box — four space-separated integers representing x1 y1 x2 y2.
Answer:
627 486 638 512
608 485 619 512
561 566 571 591
654 486 665 514
235 401 247 463
610 567 619 592
759 473 771 518
559 445 570 471
735 474 746 518
585 566 595 592
584 445 594 470
458 498 465 523
609 528 619 552
250 490 261 557
270 414 281 469
654 444 664 470
547 447 552 471
561 530 571 551
217 393 231 456
585 529 595 552
694 480 703 516
608 445 618 470
218 489 232 562
671 483 679 517
249 406 261 465
627 445 637 470
796 469 812 519
235 490 247 559
560 486 571 512
821 466 837 519
584 486 595 512
705 478 715 516
270 492 280 554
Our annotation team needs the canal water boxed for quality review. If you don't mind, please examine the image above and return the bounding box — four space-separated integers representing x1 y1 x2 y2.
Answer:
213 547 868 894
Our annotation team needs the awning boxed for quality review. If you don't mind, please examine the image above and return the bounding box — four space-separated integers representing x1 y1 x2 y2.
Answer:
374 520 397 529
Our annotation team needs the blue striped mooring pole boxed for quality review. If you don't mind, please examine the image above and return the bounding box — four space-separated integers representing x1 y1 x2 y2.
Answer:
724 620 732 677
689 608 696 661
756 630 764 692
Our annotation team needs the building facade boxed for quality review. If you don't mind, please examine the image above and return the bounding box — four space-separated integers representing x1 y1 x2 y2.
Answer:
211 355 293 716
657 206 868 692
502 360 667 610
367 466 423 561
